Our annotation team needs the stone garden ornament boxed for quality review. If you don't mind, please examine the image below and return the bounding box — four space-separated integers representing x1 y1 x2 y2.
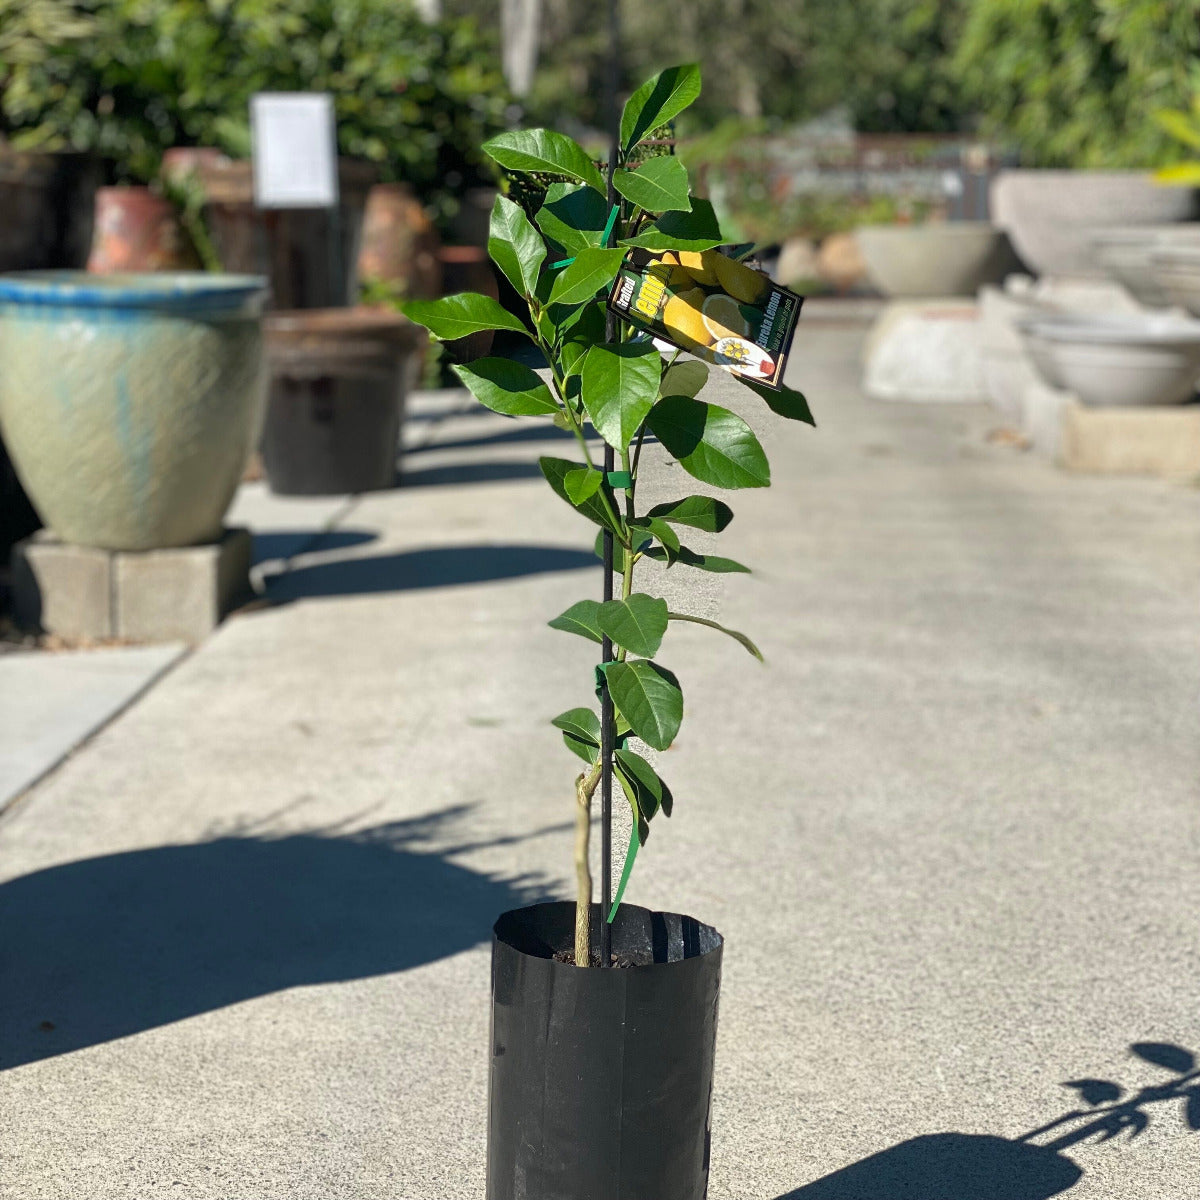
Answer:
402 64 812 1200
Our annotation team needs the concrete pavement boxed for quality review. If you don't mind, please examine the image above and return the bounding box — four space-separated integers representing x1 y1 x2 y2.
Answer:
2 319 1199 1198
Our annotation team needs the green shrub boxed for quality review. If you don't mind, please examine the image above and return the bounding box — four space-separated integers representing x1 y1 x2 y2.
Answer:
955 0 1200 167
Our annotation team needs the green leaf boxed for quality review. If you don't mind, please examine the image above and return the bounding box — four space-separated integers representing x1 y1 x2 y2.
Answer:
644 545 750 573
536 183 611 256
483 128 605 191
564 465 603 504
581 340 662 451
488 194 545 298
628 516 680 555
613 157 692 214
596 593 669 658
621 199 725 252
594 530 631 573
614 747 674 821
1155 163 1200 185
552 707 601 764
668 611 762 661
1155 108 1200 150
547 247 628 307
647 495 733 532
400 293 528 341
604 659 683 751
540 456 623 535
549 599 603 643
648 395 770 489
452 358 559 416
661 359 709 398
738 378 816 426
620 63 702 154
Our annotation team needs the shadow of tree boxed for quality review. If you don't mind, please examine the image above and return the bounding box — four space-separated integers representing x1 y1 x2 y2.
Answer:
262 542 596 601
0 807 552 1071
251 528 377 567
777 1043 1200 1199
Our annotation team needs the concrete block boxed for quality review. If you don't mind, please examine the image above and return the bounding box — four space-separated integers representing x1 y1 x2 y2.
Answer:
1060 399 1200 478
11 533 113 640
1020 377 1073 460
11 528 252 644
862 300 985 403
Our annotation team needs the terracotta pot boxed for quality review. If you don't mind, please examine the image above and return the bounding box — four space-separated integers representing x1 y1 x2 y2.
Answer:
358 183 442 299
438 244 499 362
0 149 100 272
87 186 199 273
164 151 377 309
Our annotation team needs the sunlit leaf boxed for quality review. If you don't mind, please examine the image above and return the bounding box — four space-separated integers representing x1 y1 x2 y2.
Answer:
604 659 683 751
620 63 702 153
483 128 605 191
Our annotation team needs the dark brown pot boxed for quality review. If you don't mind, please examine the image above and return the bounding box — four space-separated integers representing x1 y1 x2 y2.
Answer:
358 183 442 300
87 186 199 274
0 149 100 272
262 308 425 495
164 151 377 309
438 244 500 362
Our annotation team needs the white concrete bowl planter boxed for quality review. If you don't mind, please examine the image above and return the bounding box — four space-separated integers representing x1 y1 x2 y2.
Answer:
1091 226 1200 307
1017 313 1200 407
991 171 1199 278
1151 245 1200 316
854 222 1023 297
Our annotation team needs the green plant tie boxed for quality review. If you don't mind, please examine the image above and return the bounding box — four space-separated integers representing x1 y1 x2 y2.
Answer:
549 204 621 269
607 833 638 923
605 470 632 489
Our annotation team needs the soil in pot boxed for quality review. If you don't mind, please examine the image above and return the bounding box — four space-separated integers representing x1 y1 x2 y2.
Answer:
262 308 424 495
489 901 723 1200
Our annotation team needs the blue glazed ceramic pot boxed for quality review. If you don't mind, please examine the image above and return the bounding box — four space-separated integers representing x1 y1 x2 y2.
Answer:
0 271 267 550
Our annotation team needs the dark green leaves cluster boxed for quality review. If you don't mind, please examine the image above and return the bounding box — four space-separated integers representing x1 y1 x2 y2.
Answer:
398 63 815 905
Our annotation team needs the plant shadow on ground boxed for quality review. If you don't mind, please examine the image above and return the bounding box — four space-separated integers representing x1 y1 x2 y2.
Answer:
251 529 378 567
776 1042 1200 1199
0 806 553 1071
398 459 548 488
405 421 574 457
261 542 596 602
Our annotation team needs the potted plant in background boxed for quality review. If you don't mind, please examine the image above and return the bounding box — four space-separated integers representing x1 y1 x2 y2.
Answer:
402 64 813 1200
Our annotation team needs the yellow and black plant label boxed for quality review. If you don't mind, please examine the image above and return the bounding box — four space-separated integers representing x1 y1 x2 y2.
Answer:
608 248 803 390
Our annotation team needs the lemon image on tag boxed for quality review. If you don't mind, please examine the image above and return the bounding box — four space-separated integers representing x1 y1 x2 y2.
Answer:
701 294 750 343
662 287 712 348
711 252 771 304
678 250 719 286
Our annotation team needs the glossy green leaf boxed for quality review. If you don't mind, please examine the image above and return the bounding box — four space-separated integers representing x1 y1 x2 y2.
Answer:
647 495 733 532
644 545 750 573
488 194 545 298
540 457 623 535
739 378 816 426
549 599 603 643
613 156 691 214
400 293 529 341
621 200 724 252
535 183 611 256
552 707 602 763
628 516 681 556
483 128 605 191
604 659 683 751
581 340 662 451
648 395 770 489
565 466 603 504
596 593 669 658
668 611 762 661
661 359 709 398
451 358 559 416
547 247 628 307
620 63 702 154
614 747 674 821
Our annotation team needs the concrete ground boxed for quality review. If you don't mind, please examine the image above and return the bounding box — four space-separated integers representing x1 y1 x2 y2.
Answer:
2 320 1199 1199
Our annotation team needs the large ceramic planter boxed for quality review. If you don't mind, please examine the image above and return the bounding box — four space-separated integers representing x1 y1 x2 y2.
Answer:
1151 245 1200 316
87 186 199 274
1090 225 1200 307
489 902 723 1200
1017 313 1200 406
262 308 424 495
855 222 1022 297
0 272 268 550
991 171 1199 278
163 151 376 309
0 149 100 272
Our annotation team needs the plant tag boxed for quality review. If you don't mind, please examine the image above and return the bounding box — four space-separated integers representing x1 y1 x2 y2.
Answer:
250 92 339 209
608 247 803 390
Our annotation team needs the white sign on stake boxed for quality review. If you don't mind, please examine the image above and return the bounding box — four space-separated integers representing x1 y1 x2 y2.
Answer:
250 92 339 209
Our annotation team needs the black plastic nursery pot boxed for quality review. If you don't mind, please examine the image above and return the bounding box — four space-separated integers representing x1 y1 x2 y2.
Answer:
488 902 723 1200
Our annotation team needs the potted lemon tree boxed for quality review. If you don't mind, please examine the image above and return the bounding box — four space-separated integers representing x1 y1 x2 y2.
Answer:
403 65 813 1200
